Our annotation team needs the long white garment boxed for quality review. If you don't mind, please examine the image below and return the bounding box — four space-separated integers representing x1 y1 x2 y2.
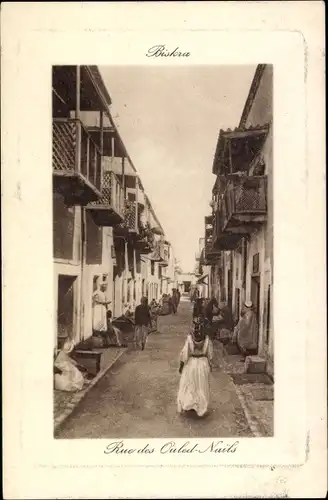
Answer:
92 290 107 331
54 350 84 392
177 334 213 417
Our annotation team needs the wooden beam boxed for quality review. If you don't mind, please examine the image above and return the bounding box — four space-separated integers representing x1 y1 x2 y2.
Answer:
135 176 139 232
229 140 233 173
222 127 268 140
122 157 125 194
100 111 104 155
75 66 81 119
111 136 115 159
75 66 81 174
52 87 66 105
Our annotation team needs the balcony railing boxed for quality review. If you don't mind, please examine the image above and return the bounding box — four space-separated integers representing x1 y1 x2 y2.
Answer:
212 203 242 250
159 245 169 267
222 175 267 233
137 222 155 254
121 200 138 233
212 175 267 250
87 171 124 226
204 237 221 265
52 118 102 202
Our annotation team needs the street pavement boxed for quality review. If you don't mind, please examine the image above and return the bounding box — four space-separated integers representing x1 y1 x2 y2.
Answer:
57 299 253 439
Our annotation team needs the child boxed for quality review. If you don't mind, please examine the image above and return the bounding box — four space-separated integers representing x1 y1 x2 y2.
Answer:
177 319 213 417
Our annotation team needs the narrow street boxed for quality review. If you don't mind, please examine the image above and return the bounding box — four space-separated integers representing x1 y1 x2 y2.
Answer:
57 299 252 439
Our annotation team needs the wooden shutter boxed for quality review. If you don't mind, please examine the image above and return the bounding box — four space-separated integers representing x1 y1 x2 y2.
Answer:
86 210 102 264
53 191 75 260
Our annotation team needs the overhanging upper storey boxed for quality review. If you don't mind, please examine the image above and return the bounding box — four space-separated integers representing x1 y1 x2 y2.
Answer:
212 125 269 176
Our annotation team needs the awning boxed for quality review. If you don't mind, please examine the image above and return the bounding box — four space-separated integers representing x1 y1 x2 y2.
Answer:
197 273 209 284
212 125 269 176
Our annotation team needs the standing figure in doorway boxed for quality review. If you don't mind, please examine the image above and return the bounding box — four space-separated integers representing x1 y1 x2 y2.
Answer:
232 301 258 360
134 297 152 350
92 280 111 334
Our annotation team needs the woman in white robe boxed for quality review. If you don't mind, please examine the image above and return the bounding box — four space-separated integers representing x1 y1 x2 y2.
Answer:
92 281 111 333
177 321 214 417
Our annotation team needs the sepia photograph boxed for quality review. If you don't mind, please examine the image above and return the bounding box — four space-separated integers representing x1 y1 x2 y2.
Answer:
52 64 274 439
3 2 326 498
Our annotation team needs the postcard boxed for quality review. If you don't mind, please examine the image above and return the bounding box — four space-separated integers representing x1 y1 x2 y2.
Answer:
2 2 326 498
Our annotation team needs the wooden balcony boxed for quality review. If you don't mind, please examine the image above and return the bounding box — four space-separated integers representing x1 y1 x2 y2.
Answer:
136 223 155 254
52 118 102 203
205 215 214 240
114 200 140 239
212 205 242 250
222 175 267 233
158 242 169 267
87 171 124 226
212 175 267 250
203 237 222 265
205 215 213 225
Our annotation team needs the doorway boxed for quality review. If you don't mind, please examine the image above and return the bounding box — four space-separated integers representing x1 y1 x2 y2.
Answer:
57 275 77 344
251 275 260 351
228 269 233 311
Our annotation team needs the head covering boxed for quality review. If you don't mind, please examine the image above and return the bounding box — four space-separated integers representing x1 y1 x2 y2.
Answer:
244 300 253 308
191 318 206 343
62 338 75 354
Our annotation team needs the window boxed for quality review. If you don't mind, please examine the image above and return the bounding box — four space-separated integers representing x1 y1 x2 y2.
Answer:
151 261 155 275
235 288 241 320
127 280 131 302
252 253 260 274
242 239 247 287
128 192 136 202
53 192 75 260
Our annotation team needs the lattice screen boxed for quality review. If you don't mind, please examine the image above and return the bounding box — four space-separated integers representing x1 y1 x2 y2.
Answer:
52 121 76 172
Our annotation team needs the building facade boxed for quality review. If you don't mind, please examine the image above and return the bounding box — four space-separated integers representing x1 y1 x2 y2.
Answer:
197 64 273 377
53 65 176 349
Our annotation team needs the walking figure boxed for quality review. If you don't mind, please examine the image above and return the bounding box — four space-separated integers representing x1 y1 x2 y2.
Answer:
134 297 152 350
168 294 176 315
172 288 180 314
177 319 213 418
192 297 205 320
